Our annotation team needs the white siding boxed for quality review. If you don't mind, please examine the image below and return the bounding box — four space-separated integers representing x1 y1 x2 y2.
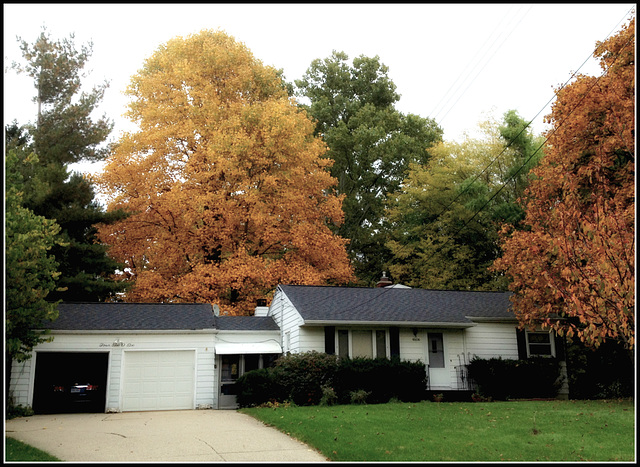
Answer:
9 332 216 412
269 289 304 353
8 358 34 408
465 322 519 360
398 328 424 362
297 327 325 353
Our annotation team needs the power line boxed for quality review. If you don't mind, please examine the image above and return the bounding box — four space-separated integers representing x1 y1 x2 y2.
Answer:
429 5 523 121
319 10 635 315
384 7 635 268
436 5 533 127
270 9 635 316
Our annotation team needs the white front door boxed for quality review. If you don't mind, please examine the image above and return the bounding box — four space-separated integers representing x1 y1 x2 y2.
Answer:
121 350 195 411
426 333 449 389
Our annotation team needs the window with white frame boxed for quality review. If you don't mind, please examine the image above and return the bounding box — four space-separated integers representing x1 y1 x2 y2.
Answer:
336 329 388 358
525 331 555 357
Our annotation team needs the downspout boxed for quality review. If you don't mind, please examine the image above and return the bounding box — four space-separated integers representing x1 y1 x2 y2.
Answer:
278 286 285 352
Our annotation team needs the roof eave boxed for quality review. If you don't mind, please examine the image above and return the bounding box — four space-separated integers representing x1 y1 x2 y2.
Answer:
37 329 217 334
302 320 475 328
465 316 518 323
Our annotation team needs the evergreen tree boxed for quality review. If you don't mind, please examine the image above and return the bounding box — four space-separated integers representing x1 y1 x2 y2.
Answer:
9 28 127 301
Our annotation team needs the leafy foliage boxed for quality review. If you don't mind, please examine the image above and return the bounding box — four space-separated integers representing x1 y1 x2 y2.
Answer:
467 356 562 400
5 150 61 365
296 52 443 284
96 31 354 314
385 111 543 290
565 339 634 399
492 17 635 350
236 351 427 407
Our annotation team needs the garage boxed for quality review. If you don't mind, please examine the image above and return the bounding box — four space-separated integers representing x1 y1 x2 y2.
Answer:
121 350 196 412
9 303 282 412
32 352 109 414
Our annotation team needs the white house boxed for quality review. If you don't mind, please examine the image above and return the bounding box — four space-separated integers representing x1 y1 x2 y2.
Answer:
8 281 568 413
269 283 568 395
8 303 281 413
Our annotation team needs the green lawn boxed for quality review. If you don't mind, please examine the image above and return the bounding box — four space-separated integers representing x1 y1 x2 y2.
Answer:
5 437 61 462
241 399 635 462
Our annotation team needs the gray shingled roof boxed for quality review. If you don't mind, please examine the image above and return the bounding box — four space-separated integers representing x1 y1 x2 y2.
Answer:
278 285 515 325
214 316 280 331
45 303 217 331
44 303 280 332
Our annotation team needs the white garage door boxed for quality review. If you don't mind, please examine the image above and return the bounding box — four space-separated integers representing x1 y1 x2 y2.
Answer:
122 350 195 411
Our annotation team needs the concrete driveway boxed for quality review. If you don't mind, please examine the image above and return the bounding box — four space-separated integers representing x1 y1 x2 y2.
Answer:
5 409 328 462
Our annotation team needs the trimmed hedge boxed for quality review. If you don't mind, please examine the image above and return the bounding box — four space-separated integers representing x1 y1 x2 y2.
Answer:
236 351 427 407
467 356 563 400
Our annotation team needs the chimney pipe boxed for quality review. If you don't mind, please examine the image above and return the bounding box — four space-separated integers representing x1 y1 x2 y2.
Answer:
376 271 393 288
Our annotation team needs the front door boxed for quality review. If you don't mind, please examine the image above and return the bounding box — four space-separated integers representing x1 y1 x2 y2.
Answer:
219 354 240 409
427 333 449 389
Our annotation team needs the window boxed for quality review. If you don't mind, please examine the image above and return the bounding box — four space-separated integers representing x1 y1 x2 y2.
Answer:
427 333 444 368
244 354 260 372
338 330 349 358
375 330 387 358
526 331 555 357
336 329 388 358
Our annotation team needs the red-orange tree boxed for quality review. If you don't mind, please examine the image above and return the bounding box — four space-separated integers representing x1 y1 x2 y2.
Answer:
95 30 354 314
492 17 635 349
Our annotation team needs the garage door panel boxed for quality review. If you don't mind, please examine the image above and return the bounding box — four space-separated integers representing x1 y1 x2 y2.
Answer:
122 350 195 412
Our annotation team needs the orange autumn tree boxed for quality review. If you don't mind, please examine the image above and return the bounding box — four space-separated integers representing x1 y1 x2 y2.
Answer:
492 17 635 350
95 30 354 315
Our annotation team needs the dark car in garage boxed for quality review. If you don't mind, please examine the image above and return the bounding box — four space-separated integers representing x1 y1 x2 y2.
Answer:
33 352 108 414
53 382 101 402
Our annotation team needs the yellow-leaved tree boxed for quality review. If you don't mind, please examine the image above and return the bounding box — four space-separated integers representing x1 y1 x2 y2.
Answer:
95 30 354 314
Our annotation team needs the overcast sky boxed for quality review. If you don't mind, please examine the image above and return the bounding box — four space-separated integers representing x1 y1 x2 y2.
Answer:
4 3 635 173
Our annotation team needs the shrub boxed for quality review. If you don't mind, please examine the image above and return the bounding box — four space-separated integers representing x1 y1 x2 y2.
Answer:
235 352 428 407
468 357 562 400
349 389 371 404
6 403 34 419
566 339 634 399
319 385 338 406
394 359 428 402
273 351 340 406
236 367 282 408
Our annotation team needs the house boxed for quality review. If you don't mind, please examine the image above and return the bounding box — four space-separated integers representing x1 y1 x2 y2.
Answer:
8 280 568 413
270 283 568 397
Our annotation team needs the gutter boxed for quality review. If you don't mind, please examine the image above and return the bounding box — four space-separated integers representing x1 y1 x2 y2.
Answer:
301 320 475 328
465 316 519 323
35 329 218 334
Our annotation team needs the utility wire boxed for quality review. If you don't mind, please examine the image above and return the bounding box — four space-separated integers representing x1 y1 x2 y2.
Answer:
341 12 635 315
296 9 635 315
436 5 533 127
270 8 634 315
429 5 524 122
384 6 635 268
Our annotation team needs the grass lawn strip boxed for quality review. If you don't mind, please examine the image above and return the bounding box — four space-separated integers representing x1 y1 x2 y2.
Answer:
5 436 61 462
241 399 635 462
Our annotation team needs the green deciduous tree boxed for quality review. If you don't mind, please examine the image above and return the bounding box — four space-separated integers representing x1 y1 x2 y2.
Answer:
296 51 443 285
5 149 61 404
10 28 127 301
385 111 544 290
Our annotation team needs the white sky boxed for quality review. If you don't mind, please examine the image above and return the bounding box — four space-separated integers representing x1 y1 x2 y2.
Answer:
3 3 636 175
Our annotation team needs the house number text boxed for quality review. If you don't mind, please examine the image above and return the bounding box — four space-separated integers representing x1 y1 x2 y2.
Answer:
100 339 134 348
